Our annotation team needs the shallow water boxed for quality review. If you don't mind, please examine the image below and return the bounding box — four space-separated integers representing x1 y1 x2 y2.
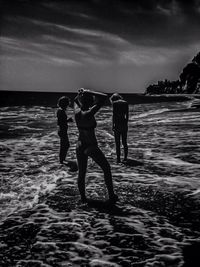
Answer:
0 101 200 266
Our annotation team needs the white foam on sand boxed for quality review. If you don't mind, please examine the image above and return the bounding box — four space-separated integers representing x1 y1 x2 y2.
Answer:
0 105 200 266
130 108 169 120
0 192 17 200
0 132 74 220
156 155 198 166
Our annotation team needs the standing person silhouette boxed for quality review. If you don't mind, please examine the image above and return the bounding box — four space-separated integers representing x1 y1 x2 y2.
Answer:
110 93 129 163
57 96 73 164
74 88 118 204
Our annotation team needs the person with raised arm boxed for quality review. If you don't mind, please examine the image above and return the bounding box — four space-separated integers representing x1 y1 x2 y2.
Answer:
74 88 118 204
110 93 129 163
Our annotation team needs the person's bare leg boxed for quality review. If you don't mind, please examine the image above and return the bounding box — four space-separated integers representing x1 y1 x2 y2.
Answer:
60 136 70 164
122 131 128 161
87 146 118 203
76 145 88 202
114 131 121 163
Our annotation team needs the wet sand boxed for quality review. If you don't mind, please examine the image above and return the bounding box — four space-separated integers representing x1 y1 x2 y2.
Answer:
0 104 200 266
1 159 200 266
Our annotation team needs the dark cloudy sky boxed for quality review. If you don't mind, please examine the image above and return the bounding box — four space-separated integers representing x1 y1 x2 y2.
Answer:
0 0 200 93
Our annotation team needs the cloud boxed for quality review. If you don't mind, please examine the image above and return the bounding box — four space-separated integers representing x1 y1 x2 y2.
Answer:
2 1 200 40
48 57 81 66
0 36 81 66
1 15 132 66
1 1 200 58
1 0 200 92
118 43 200 66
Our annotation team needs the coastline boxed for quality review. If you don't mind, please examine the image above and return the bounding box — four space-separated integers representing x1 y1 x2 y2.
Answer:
0 90 194 107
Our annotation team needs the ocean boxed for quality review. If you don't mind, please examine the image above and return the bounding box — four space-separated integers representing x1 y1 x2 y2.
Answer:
0 100 200 266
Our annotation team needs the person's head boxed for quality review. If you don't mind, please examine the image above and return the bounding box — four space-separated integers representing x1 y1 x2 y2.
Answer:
79 92 94 109
57 96 70 109
110 93 122 103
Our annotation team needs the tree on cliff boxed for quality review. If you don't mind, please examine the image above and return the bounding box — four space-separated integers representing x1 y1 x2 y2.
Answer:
145 79 180 95
180 52 200 94
192 52 200 65
145 51 200 94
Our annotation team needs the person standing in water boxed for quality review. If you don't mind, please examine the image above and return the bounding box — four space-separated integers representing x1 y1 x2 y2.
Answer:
57 96 73 164
110 93 129 163
74 88 118 204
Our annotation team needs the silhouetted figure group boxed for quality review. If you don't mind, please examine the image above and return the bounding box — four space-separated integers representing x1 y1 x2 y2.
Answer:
56 89 129 204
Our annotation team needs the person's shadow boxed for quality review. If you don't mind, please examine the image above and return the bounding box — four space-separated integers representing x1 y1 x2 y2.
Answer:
62 160 78 172
122 158 143 167
84 198 134 216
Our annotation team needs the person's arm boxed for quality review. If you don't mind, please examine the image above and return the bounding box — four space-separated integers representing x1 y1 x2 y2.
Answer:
89 93 107 116
74 94 81 107
57 109 68 126
112 103 117 131
79 89 107 116
125 102 129 123
74 94 82 114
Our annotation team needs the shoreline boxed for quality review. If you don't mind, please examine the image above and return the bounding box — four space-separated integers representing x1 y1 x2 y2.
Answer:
0 90 195 107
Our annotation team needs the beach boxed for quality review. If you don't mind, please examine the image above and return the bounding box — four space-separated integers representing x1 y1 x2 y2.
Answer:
0 100 200 266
